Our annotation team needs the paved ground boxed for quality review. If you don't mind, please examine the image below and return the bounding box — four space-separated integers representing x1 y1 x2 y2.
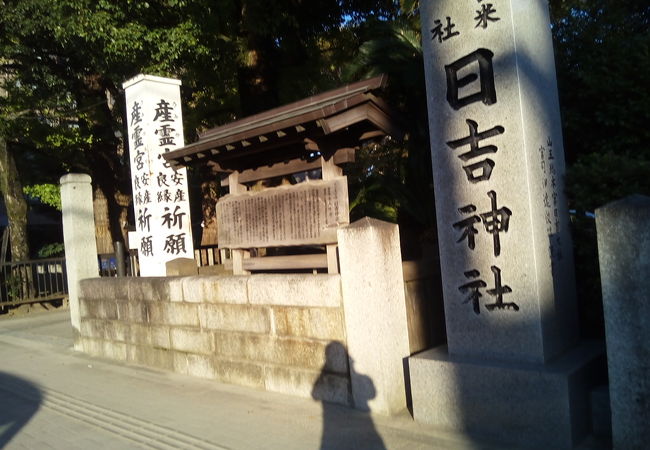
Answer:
0 310 609 449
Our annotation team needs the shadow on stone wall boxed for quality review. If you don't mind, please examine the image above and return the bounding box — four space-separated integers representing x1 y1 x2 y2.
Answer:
0 372 42 447
312 341 386 449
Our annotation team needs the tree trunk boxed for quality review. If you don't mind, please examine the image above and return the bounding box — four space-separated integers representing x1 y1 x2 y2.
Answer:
90 158 130 250
236 2 279 115
73 76 131 250
200 168 220 246
0 137 30 261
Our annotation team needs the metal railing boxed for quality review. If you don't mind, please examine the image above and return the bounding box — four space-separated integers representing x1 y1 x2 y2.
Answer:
98 241 139 277
0 244 226 308
0 258 68 308
97 244 226 278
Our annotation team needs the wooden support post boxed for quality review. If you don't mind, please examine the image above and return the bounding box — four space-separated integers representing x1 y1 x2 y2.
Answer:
321 155 342 274
228 172 250 275
326 245 339 274
321 154 343 179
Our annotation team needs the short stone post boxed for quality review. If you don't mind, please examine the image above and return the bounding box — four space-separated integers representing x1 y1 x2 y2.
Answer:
61 174 99 348
337 217 410 415
596 195 650 449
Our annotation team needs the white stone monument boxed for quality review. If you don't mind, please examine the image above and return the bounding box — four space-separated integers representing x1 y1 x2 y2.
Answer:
410 1 603 446
123 75 194 276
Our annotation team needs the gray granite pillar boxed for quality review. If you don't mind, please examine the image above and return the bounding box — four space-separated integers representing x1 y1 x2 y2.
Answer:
410 1 603 446
60 173 99 348
596 195 650 450
421 0 577 366
337 217 410 415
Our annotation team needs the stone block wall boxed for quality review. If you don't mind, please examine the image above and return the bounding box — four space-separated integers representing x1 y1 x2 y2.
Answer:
78 274 350 405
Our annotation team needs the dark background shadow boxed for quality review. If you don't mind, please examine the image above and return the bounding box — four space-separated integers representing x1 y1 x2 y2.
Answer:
312 342 386 450
0 372 42 448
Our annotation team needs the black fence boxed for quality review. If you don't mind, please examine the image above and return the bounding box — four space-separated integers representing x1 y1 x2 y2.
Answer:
0 258 68 308
1 244 224 310
98 241 140 277
98 250 139 277
0 249 133 311
98 245 222 277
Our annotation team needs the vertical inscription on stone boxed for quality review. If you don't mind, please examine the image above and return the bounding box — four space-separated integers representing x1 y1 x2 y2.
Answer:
539 136 563 263
124 75 194 276
216 178 349 248
421 0 577 363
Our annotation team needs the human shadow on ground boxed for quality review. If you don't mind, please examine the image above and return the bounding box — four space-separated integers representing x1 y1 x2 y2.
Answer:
0 372 42 448
311 342 386 450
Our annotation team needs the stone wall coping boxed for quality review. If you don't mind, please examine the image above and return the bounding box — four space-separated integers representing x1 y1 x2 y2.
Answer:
79 273 342 308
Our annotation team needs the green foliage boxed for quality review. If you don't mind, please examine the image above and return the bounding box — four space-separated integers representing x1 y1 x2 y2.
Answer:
348 139 407 223
566 152 650 213
551 0 650 163
552 1 650 337
0 0 400 162
37 242 65 258
0 0 402 248
343 16 435 244
5 273 22 300
399 0 418 15
23 184 61 210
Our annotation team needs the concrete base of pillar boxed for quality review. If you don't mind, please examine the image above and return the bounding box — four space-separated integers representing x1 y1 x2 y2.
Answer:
409 342 605 448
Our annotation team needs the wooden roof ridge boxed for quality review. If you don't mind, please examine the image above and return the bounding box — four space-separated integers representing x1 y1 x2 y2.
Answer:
164 74 401 171
199 74 388 141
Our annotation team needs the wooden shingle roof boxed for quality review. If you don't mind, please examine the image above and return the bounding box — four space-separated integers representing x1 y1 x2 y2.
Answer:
164 75 402 173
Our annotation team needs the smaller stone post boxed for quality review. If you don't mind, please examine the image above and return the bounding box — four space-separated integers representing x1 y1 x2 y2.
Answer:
337 217 410 415
596 195 650 449
61 174 99 348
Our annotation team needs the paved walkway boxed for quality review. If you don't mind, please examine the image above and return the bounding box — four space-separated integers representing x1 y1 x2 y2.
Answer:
0 310 608 449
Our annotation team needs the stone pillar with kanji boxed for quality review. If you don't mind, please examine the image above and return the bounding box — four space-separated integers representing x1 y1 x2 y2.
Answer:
409 2 604 447
123 75 194 276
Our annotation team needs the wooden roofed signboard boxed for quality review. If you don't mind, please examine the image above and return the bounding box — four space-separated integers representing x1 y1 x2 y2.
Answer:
164 74 400 173
164 75 401 274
